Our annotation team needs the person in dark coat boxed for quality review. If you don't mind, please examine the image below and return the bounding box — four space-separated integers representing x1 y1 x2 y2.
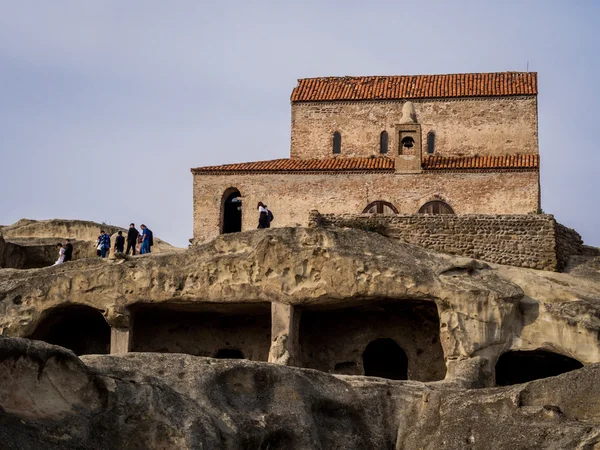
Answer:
126 223 139 255
63 239 73 262
114 231 125 254
257 202 269 229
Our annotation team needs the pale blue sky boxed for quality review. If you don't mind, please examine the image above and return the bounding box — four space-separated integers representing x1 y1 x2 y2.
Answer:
0 1 598 247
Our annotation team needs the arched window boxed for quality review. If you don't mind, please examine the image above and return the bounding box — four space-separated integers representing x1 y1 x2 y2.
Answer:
29 305 110 356
418 200 454 214
333 131 341 154
221 188 242 234
495 350 583 386
363 201 399 215
427 131 435 154
362 338 408 380
380 131 388 154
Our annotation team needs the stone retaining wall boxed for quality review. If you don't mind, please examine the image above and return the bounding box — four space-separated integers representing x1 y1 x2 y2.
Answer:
308 211 583 272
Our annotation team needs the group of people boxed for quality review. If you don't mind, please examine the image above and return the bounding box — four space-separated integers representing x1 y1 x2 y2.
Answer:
53 223 154 265
96 223 153 258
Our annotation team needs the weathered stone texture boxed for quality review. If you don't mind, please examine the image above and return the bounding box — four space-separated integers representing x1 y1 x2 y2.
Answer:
291 97 538 159
309 212 583 271
4 337 600 449
192 171 539 244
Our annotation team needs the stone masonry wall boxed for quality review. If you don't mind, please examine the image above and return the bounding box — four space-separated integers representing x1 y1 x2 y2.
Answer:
192 170 539 244
308 211 583 272
291 97 538 159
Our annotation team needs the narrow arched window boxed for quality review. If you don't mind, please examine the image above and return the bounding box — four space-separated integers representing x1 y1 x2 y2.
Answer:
427 131 435 154
333 131 341 154
418 200 454 214
380 131 388 154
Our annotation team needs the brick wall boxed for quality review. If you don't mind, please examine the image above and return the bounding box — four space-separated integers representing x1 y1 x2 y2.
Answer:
192 170 540 244
291 97 538 159
308 211 583 272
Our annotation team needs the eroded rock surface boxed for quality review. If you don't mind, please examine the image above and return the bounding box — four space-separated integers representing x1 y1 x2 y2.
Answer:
1 227 600 387
2 337 600 449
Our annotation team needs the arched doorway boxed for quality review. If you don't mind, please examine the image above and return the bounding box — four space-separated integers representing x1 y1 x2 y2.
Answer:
363 201 399 215
418 200 454 214
215 348 245 359
495 350 583 386
29 305 110 356
362 338 408 380
222 188 242 234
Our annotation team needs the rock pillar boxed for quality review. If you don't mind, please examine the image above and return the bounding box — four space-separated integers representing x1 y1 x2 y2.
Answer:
268 302 301 366
110 327 131 354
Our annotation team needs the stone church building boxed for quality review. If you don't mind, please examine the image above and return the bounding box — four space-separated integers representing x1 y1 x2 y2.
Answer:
191 72 540 244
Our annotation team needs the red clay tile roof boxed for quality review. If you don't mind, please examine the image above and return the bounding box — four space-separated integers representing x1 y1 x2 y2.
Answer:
191 155 538 174
291 72 537 102
423 154 538 170
191 157 395 174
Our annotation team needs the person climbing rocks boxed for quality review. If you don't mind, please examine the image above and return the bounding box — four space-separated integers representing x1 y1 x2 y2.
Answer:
257 202 269 229
99 230 111 258
140 224 153 254
63 239 73 262
114 231 125 254
126 223 139 255
54 243 65 265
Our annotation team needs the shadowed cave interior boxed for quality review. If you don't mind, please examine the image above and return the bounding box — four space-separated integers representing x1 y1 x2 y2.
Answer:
495 350 584 386
130 302 271 361
29 305 110 356
299 299 446 381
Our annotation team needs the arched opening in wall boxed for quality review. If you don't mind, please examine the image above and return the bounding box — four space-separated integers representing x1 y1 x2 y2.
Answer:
362 338 408 380
333 131 341 154
363 201 399 215
401 136 414 152
418 200 454 214
215 348 245 359
427 131 435 154
495 350 583 386
298 299 446 382
130 303 271 361
221 188 242 234
29 305 110 356
380 131 388 154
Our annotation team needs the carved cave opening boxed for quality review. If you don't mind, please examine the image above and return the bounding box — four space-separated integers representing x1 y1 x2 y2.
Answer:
130 303 271 361
298 300 446 381
495 350 584 386
363 338 408 380
29 305 110 356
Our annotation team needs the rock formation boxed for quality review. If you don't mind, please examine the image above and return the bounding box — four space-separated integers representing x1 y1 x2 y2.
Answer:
2 226 600 448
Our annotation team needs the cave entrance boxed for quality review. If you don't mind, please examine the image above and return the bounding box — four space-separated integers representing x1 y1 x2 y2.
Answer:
298 299 445 381
215 348 245 359
29 305 110 355
222 188 242 234
495 350 583 386
362 338 408 380
130 303 271 361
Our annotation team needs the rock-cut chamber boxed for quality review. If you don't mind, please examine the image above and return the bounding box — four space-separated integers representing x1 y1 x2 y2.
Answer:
28 305 110 356
130 302 271 361
495 350 583 386
299 299 446 381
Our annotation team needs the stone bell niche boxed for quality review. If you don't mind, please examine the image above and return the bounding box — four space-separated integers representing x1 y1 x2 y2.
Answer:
395 101 422 174
29 304 110 356
298 299 446 381
130 302 271 361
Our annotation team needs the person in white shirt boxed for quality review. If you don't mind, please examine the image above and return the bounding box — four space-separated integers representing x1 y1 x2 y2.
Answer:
54 243 65 265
